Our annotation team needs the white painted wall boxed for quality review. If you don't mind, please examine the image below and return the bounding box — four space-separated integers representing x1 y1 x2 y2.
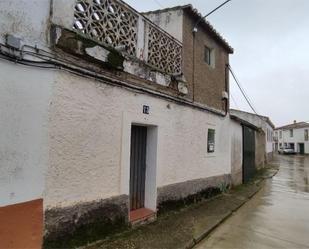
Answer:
0 60 53 207
0 0 233 211
230 120 243 185
230 110 274 154
52 0 75 30
0 0 51 48
144 9 183 42
266 123 273 154
44 71 232 208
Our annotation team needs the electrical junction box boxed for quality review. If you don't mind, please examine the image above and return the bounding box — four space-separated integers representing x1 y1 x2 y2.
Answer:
6 34 21 49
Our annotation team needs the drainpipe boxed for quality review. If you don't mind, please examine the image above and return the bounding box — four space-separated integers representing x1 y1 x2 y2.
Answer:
224 63 229 116
192 30 196 103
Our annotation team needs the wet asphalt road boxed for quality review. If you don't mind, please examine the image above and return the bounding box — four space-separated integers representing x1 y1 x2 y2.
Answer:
196 154 309 249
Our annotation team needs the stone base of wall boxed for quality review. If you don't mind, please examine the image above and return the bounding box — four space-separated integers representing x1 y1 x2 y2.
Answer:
231 170 243 186
43 175 231 246
266 152 274 162
0 199 43 249
256 161 265 170
157 174 231 213
43 195 129 248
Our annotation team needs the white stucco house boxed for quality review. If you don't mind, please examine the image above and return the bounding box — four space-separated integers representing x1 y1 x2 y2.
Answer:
274 121 309 154
230 109 275 161
228 109 275 188
0 0 239 247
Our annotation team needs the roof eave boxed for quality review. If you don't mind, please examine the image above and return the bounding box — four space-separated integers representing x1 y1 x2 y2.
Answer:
182 6 234 54
230 109 275 128
230 115 260 131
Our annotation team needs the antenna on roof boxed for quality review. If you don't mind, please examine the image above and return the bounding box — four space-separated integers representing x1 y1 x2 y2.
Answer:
193 0 232 33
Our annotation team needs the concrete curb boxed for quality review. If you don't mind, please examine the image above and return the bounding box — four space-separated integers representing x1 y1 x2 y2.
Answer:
186 211 233 249
186 168 279 249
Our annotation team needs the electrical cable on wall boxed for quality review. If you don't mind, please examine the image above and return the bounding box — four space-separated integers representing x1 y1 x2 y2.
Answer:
0 42 228 117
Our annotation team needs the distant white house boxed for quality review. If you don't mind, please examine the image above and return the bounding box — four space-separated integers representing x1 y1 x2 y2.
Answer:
274 121 309 154
229 109 275 187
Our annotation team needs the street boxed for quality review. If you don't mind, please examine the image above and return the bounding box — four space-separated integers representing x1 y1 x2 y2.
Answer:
196 154 309 249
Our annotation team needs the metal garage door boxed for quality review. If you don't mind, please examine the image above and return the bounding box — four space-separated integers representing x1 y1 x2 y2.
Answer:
243 126 256 183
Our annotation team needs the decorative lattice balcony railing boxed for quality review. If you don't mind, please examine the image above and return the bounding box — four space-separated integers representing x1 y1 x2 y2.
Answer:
147 23 182 74
72 0 182 75
73 0 138 56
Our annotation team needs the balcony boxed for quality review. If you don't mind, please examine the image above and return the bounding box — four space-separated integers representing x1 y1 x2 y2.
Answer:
52 0 182 76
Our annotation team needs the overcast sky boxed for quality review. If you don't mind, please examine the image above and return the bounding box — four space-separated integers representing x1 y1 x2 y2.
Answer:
126 0 309 127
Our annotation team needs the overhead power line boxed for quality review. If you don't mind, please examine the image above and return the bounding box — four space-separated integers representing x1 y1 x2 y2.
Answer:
228 65 260 116
228 65 259 113
153 0 164 8
193 0 232 32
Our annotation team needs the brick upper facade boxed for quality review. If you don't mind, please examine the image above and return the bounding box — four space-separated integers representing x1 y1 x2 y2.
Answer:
183 9 230 111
